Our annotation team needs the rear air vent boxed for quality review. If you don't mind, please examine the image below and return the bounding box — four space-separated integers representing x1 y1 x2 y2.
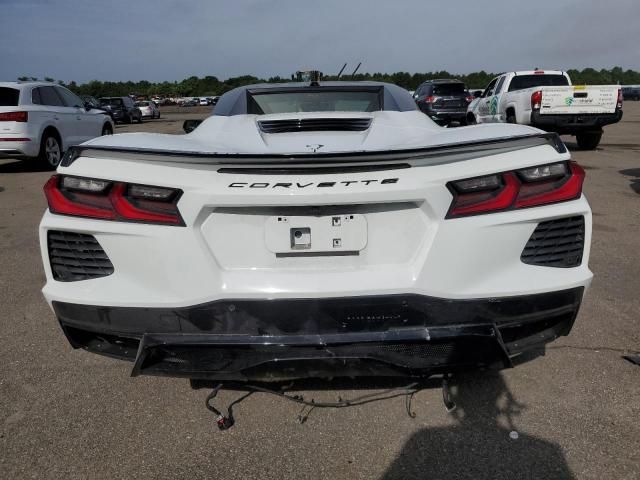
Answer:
521 216 585 268
48 231 114 281
258 118 372 133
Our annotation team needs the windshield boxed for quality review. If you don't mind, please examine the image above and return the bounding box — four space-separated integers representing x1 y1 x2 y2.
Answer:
248 90 382 114
100 98 123 106
508 74 569 92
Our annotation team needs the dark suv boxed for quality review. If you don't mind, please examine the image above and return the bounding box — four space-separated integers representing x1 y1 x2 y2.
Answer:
414 79 471 126
98 96 142 124
622 87 640 101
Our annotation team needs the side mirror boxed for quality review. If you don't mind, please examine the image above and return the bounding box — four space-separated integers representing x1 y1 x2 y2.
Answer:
183 119 202 133
473 91 482 98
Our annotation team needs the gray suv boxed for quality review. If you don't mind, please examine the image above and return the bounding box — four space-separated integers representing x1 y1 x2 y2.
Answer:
414 79 471 126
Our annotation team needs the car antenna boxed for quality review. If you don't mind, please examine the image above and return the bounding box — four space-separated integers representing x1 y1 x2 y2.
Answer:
350 62 362 79
336 63 348 79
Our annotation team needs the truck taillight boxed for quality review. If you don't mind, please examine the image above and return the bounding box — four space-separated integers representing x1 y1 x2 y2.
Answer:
44 175 185 226
0 111 28 122
617 88 623 109
531 91 542 110
446 161 584 218
423 96 436 103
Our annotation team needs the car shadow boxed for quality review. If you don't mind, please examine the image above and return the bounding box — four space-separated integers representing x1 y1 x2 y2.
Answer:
0 159 52 173
380 372 576 480
619 168 640 194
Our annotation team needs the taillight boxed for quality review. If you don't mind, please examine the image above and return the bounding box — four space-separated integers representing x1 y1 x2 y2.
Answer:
446 161 584 218
465 96 474 103
423 95 437 103
531 91 542 110
44 175 184 226
0 111 28 122
617 88 623 109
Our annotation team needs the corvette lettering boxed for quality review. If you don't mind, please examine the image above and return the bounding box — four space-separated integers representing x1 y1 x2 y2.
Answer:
229 178 399 188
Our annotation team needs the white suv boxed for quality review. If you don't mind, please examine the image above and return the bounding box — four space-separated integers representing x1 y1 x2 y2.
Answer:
0 82 114 168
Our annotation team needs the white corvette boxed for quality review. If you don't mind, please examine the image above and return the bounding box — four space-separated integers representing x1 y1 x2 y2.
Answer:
39 80 592 382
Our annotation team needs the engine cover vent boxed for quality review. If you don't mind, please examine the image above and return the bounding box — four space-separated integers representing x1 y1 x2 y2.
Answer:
258 118 372 133
521 216 585 268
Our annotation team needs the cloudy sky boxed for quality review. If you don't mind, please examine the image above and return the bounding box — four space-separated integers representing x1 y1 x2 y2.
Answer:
1 0 639 83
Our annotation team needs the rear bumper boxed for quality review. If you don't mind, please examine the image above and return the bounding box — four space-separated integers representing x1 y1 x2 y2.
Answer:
54 287 584 381
531 110 623 133
0 140 39 158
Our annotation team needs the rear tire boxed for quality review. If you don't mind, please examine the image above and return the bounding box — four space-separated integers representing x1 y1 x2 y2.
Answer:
101 123 113 136
576 131 602 150
466 113 477 125
125 114 132 124
38 131 62 170
506 113 517 124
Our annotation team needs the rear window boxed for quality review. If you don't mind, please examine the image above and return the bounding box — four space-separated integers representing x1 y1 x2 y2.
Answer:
136 101 150 106
100 98 123 106
432 83 466 96
248 90 382 114
508 74 569 92
0 87 20 106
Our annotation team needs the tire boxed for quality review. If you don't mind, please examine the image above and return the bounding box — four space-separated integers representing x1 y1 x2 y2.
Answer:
38 131 62 170
101 123 113 135
137 114 143 123
506 110 517 124
576 131 602 150
466 113 477 125
125 114 132 124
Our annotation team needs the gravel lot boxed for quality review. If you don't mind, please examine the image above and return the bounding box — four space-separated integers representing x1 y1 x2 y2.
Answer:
1 104 638 480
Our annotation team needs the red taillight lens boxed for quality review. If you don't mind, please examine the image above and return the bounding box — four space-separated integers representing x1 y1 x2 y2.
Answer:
465 96 474 103
446 161 584 218
0 111 28 122
617 88 623 109
423 95 436 103
531 91 542 110
44 175 184 226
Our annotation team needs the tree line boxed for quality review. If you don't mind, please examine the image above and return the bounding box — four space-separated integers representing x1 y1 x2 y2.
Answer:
18 67 640 98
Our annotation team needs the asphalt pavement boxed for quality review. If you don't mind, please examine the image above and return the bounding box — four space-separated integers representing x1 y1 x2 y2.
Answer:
1 104 638 479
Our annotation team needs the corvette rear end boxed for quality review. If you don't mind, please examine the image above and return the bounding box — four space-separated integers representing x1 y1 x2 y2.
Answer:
39 81 592 382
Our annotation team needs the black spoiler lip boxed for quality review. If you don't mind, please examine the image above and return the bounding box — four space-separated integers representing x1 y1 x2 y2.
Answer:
61 132 567 168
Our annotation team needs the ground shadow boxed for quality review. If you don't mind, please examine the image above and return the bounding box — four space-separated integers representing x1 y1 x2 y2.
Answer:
0 158 53 173
620 168 640 194
381 372 575 480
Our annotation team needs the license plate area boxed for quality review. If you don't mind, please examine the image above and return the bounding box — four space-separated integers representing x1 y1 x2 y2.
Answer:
265 214 367 254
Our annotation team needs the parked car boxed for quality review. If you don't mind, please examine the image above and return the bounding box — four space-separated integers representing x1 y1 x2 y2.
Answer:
621 87 640 100
0 82 113 168
80 95 114 120
199 97 209 106
466 70 623 149
413 79 473 126
98 96 142 124
135 100 160 119
40 79 592 383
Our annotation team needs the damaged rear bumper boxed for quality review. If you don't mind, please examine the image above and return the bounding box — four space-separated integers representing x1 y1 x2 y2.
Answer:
53 287 584 381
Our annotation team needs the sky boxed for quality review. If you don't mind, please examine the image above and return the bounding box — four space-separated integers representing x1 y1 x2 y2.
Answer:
1 0 639 83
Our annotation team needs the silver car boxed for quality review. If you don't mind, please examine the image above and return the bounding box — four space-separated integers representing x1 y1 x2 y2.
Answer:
135 100 160 119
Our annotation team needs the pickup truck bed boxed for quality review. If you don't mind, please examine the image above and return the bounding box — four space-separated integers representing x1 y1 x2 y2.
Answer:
468 71 623 149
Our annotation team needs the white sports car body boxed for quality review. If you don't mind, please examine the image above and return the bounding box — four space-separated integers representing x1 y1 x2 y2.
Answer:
40 81 592 382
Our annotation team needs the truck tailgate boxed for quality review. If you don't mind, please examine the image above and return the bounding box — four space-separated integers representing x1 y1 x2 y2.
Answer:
540 86 618 115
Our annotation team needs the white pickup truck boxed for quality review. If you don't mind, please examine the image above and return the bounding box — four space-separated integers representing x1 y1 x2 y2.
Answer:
466 70 623 149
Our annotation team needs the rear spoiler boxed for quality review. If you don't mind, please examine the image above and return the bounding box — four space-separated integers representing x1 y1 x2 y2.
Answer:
61 132 567 169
